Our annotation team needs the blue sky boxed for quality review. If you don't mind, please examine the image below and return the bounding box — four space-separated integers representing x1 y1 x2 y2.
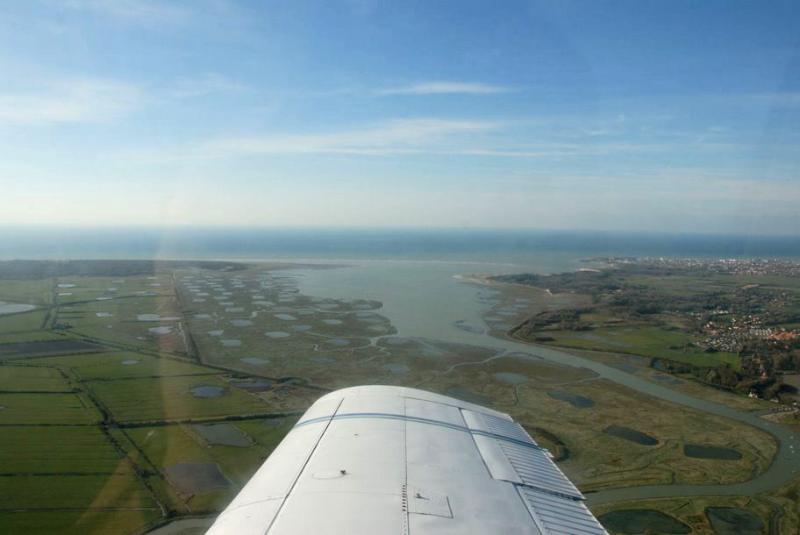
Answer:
0 0 798 233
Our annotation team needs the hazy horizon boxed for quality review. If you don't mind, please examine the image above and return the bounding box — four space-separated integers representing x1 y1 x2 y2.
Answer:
1 1 799 234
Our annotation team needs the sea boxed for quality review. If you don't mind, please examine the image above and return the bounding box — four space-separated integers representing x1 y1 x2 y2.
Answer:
1 227 798 262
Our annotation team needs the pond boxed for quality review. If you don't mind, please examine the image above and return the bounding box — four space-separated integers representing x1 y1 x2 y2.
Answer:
275 314 297 321
138 314 180 322
494 372 528 385
683 444 742 460
190 385 226 398
0 302 36 315
322 319 343 325
263 417 286 428
240 357 269 366
121 359 140 366
547 390 595 408
265 331 290 338
221 339 241 347
384 363 410 375
192 423 252 447
164 463 229 494
598 509 690 534
603 425 659 446
148 326 173 335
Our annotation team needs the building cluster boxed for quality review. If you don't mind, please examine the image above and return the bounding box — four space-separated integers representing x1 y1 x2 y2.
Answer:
599 256 800 277
700 314 799 353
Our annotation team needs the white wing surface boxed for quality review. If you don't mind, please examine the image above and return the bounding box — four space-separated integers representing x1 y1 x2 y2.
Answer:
206 385 608 535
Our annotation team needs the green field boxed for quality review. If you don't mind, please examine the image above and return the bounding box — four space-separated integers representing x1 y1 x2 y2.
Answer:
0 365 71 391
0 392 99 424
540 325 741 368
0 426 129 474
88 375 271 422
0 474 156 509
0 309 48 334
124 419 293 512
0 279 53 305
0 511 161 535
30 352 215 380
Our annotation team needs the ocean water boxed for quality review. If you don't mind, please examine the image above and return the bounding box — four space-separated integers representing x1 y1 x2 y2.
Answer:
0 227 798 262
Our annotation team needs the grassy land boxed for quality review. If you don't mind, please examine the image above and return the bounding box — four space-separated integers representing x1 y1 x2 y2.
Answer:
564 348 771 412
539 325 741 368
770 474 800 533
0 365 71 391
0 309 49 334
0 474 157 509
30 352 215 380
0 330 72 343
420 354 777 492
0 511 161 535
0 426 130 474
0 392 99 424
87 375 271 423
61 294 187 355
124 419 294 513
0 279 53 305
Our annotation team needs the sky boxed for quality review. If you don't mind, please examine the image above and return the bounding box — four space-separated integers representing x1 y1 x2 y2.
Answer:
0 0 798 234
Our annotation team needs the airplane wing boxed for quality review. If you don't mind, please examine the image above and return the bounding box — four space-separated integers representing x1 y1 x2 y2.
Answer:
206 385 608 534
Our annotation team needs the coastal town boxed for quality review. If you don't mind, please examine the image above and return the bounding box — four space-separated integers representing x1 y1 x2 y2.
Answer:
498 257 800 404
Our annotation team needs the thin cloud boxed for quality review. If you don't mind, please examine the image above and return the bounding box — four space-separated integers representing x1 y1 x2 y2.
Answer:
168 74 249 99
0 79 144 125
61 0 191 24
377 81 512 96
748 91 800 106
205 118 503 156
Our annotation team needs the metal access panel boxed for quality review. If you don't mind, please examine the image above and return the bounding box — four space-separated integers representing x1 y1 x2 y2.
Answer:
407 486 453 518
